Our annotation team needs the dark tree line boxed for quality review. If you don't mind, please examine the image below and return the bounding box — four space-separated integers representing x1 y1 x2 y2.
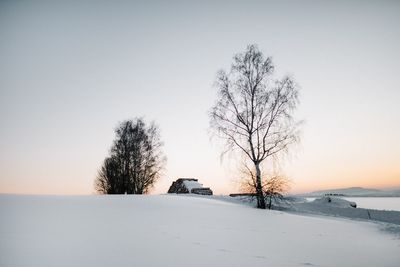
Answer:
95 118 166 194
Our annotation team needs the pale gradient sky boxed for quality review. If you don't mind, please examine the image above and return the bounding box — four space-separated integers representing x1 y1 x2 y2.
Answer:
1 0 399 195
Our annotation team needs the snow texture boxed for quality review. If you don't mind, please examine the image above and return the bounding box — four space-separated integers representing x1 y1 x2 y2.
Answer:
0 194 399 267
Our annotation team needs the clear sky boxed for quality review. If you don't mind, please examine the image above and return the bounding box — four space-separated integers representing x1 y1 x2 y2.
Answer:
1 0 399 195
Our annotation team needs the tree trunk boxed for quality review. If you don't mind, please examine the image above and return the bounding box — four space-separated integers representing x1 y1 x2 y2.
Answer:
255 162 266 209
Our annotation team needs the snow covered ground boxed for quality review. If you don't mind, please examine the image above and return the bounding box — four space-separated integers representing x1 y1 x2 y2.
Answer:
1 194 399 267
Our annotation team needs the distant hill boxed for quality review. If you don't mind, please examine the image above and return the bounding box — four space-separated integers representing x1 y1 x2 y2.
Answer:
299 187 400 197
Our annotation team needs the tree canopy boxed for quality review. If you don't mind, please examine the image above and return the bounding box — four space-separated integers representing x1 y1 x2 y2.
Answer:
95 118 166 194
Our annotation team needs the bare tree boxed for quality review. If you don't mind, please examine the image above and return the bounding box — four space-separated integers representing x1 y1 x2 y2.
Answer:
95 118 166 194
210 44 300 209
264 175 290 209
239 162 291 209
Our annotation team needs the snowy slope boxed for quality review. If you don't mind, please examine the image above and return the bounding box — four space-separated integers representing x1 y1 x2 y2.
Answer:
0 194 399 267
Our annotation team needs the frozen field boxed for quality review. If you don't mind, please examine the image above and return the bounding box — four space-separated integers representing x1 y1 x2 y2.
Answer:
1 194 399 267
306 197 400 211
343 197 400 211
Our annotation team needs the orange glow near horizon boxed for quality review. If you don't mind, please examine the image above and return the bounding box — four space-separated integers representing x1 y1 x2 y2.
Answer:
286 161 400 194
1 167 398 196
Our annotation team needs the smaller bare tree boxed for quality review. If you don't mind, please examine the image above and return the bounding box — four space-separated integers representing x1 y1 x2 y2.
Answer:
239 162 290 209
264 175 290 209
